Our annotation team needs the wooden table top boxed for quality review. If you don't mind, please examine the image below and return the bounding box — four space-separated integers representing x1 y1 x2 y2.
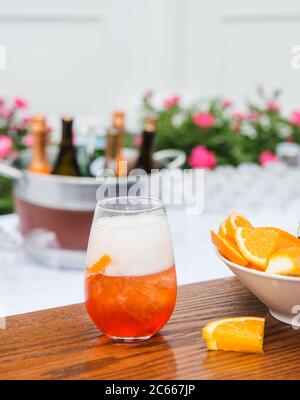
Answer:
1 277 300 380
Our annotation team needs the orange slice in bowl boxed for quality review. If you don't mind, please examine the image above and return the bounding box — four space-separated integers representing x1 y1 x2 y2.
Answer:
247 263 265 272
211 230 248 267
262 227 300 251
202 316 265 353
226 212 253 240
235 227 279 269
87 254 112 274
218 220 230 240
266 247 300 277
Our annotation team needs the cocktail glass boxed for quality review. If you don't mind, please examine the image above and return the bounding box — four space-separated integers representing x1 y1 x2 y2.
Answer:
85 196 177 342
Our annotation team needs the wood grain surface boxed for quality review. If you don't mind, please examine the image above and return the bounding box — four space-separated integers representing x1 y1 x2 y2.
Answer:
0 277 300 380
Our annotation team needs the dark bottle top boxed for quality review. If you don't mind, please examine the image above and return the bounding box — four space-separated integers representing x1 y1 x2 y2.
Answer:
134 116 157 174
53 116 81 177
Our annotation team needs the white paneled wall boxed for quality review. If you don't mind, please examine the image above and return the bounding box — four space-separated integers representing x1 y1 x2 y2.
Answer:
184 0 300 110
0 0 183 125
0 0 300 123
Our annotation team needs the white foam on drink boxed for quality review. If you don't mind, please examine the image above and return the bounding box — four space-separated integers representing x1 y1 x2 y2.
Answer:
86 213 174 276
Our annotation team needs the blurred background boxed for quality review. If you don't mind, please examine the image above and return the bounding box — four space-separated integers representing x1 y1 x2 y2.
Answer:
1 0 300 114
2 0 300 315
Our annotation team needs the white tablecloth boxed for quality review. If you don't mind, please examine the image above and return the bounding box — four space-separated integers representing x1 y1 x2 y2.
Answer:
0 208 298 316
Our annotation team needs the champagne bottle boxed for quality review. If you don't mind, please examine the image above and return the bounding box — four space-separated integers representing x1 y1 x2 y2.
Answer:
133 116 157 174
28 115 52 174
53 116 81 177
104 110 126 176
112 110 125 133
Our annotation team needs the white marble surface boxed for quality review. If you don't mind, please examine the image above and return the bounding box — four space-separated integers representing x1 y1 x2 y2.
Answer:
0 208 299 317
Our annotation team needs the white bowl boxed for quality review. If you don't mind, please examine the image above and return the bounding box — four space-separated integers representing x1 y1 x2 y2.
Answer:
215 248 300 326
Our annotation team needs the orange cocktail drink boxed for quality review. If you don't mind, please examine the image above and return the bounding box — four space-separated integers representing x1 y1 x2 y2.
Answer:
84 197 177 342
85 266 176 339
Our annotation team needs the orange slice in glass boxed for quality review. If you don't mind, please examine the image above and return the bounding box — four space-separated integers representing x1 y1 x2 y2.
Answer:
266 247 300 277
235 227 279 269
87 254 112 274
202 316 265 353
226 212 253 240
211 230 248 266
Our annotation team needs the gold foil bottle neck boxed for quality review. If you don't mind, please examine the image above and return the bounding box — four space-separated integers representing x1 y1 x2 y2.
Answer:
144 116 156 132
31 115 46 136
31 115 45 124
112 110 125 130
62 115 73 123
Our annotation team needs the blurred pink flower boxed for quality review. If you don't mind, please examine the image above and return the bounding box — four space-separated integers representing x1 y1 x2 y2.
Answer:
266 101 280 112
45 124 52 134
188 145 216 169
134 134 142 147
144 89 154 99
1 107 12 119
290 111 300 126
259 151 278 165
222 99 232 109
23 134 34 148
192 112 215 128
22 115 31 125
232 124 240 133
0 98 5 108
0 135 12 158
233 112 246 121
14 97 28 109
71 130 77 145
10 123 23 133
247 112 261 122
164 95 180 109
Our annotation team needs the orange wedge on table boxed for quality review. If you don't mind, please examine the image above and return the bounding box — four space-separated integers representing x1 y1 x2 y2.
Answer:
202 317 265 353
87 254 112 274
211 230 248 267
235 227 279 269
225 212 253 240
266 247 300 277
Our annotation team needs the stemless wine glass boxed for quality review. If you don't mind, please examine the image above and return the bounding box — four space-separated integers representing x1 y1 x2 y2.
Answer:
84 196 177 342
